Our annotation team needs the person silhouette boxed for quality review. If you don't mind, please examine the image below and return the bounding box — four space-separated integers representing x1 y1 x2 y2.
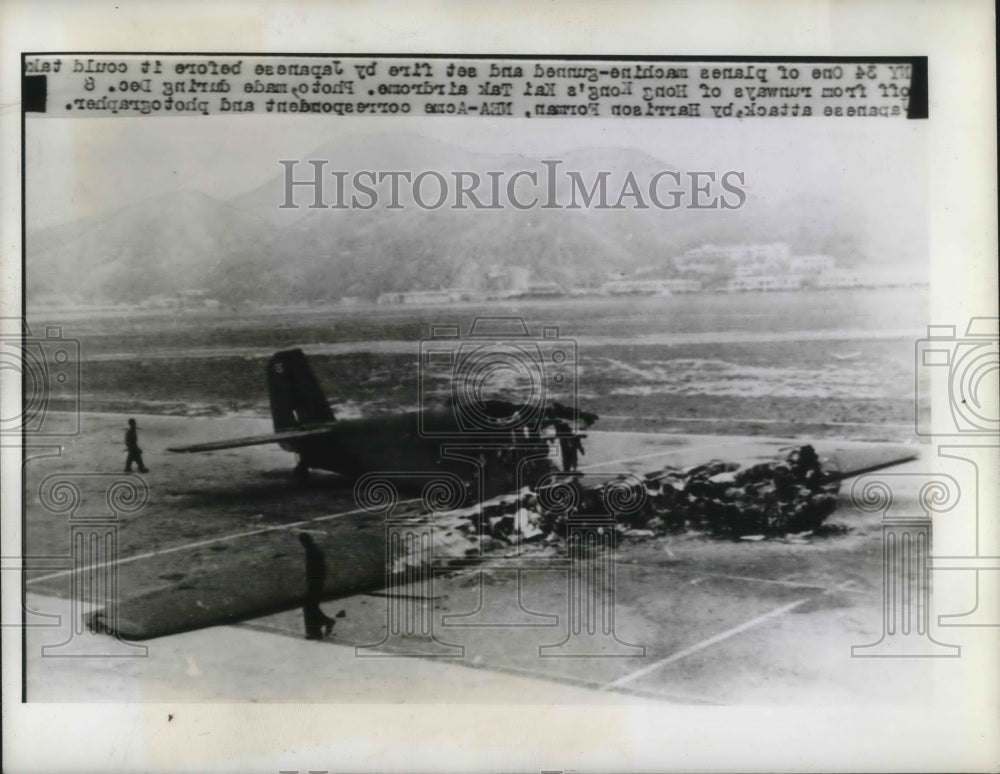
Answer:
123 418 149 473
298 533 336 640
554 420 585 472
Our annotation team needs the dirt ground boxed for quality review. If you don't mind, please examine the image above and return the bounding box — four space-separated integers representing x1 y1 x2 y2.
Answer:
38 287 929 443
20 411 987 705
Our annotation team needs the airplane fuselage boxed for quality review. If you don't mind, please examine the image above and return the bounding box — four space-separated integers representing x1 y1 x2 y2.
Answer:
287 408 557 496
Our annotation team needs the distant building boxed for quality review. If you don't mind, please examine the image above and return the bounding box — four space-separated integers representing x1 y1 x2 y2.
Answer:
377 289 460 305
816 268 926 289
506 282 564 299
674 243 837 291
601 278 702 295
676 242 791 273
727 275 804 292
789 254 835 274
727 243 792 263
733 253 834 277
816 270 865 289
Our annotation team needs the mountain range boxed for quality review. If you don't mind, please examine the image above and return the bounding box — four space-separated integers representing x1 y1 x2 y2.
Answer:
26 132 921 305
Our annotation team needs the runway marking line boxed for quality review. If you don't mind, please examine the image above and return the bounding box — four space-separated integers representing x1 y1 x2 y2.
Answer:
604 598 808 689
234 619 723 705
25 498 423 585
613 565 869 595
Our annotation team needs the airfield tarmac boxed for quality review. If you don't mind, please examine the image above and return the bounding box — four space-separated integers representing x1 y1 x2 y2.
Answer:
20 412 981 704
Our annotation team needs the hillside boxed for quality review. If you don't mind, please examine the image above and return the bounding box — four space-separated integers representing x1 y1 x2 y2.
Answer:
26 132 915 306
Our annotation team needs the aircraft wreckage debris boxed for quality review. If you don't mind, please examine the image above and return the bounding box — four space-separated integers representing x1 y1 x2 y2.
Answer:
94 444 913 639
405 445 845 572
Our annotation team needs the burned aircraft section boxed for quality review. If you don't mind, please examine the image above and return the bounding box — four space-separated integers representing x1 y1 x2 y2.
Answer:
170 322 599 500
125 325 914 643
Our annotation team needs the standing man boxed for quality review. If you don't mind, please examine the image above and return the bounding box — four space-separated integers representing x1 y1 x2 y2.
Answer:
124 418 149 473
298 532 335 640
554 420 585 473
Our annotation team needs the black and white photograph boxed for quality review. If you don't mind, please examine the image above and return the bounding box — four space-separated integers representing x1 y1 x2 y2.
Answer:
2 2 997 772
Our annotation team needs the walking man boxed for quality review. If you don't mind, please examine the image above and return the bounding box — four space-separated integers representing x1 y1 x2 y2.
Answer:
298 532 336 640
123 418 149 473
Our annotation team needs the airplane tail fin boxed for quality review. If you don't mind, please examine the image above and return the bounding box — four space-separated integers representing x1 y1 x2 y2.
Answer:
267 349 335 431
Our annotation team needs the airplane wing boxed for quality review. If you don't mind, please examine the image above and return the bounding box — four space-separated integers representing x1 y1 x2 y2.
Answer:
94 441 923 640
166 425 339 453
